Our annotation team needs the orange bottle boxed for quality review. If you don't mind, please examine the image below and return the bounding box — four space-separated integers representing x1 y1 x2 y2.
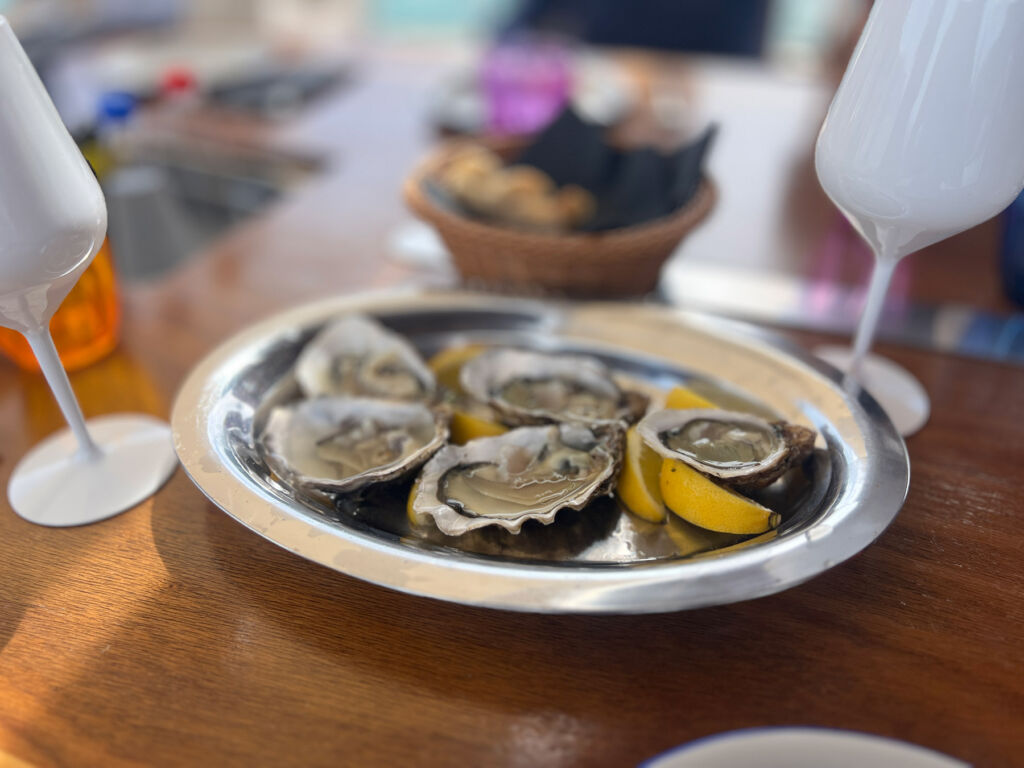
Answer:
0 238 121 372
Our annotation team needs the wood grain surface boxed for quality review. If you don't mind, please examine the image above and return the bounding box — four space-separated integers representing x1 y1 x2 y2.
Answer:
1 47 1022 767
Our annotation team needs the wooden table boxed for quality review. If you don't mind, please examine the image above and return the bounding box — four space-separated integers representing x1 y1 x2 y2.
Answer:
1 46 1021 767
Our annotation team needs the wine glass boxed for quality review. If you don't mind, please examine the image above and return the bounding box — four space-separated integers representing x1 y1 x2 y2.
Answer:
1 17 177 526
814 0 1024 436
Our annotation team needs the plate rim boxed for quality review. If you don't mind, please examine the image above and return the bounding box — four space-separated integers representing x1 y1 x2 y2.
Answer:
171 289 910 614
640 726 967 767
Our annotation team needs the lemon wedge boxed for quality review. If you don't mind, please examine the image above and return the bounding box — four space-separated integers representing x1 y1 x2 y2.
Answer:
616 427 668 523
664 385 717 410
450 408 507 444
428 343 488 392
428 344 508 443
406 477 422 526
659 458 780 534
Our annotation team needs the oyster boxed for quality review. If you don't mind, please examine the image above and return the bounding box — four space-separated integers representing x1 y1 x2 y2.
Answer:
295 314 435 401
260 397 448 494
410 423 622 535
459 348 647 427
637 408 815 489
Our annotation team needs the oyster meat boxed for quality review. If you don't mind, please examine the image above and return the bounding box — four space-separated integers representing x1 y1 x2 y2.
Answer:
411 423 622 535
459 348 647 427
295 314 435 401
637 408 815 489
260 397 448 494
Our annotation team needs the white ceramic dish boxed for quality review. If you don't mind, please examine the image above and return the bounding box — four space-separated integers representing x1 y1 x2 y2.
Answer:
643 727 967 768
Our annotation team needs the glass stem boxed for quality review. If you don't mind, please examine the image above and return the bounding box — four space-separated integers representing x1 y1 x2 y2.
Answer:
849 255 897 380
25 328 101 461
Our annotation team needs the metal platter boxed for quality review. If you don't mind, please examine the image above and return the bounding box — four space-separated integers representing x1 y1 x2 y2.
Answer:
171 290 909 614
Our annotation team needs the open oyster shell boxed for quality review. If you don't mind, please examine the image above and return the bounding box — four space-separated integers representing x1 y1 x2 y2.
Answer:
637 408 815 489
260 397 448 494
295 314 435 401
459 348 647 427
410 423 622 535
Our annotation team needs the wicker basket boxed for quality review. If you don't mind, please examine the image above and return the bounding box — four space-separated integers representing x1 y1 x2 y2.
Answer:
403 142 717 298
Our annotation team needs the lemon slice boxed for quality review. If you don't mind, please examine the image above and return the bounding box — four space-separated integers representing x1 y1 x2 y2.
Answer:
664 385 717 410
616 427 668 523
428 343 488 392
450 408 508 444
659 458 780 534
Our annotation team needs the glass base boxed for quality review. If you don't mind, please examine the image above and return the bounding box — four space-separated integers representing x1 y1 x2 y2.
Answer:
8 413 178 527
815 345 930 437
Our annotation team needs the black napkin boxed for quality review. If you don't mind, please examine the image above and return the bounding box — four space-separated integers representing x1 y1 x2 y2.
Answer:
516 108 616 193
516 107 716 230
669 125 717 209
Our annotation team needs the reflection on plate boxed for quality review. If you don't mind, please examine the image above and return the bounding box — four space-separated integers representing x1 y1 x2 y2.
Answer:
171 291 908 613
643 727 968 768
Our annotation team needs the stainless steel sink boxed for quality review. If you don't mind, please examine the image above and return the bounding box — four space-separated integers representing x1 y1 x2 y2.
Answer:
104 144 321 280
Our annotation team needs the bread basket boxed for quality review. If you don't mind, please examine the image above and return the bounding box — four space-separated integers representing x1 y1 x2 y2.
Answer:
403 141 716 298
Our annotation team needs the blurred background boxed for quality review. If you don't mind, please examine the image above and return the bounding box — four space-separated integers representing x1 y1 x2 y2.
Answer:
2 0 1021 365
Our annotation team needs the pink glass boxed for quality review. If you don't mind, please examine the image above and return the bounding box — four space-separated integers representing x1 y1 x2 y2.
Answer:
481 40 571 136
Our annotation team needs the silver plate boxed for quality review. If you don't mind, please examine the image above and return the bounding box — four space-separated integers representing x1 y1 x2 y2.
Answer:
171 290 908 614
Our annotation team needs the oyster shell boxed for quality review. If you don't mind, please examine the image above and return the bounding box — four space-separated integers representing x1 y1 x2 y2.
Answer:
295 314 435 401
410 423 622 535
459 348 647 427
637 408 815 489
260 397 448 494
